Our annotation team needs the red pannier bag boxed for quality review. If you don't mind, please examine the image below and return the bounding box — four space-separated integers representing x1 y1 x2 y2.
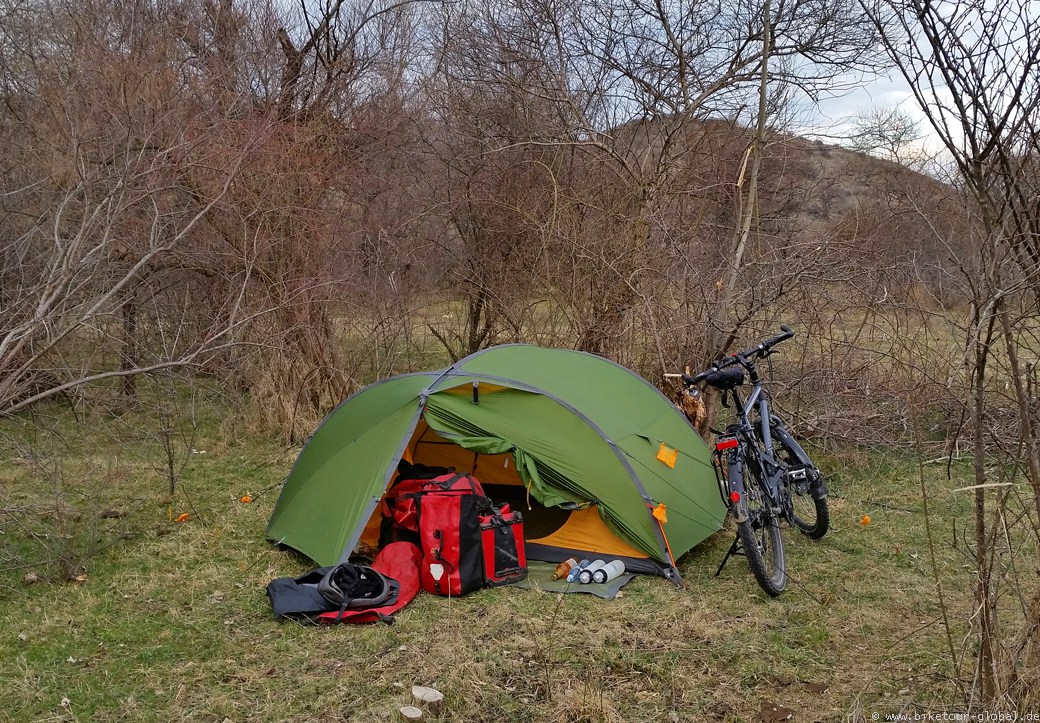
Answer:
480 504 527 586
416 480 489 596
380 465 461 535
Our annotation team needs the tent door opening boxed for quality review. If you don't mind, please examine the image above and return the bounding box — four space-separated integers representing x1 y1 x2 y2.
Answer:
357 418 657 572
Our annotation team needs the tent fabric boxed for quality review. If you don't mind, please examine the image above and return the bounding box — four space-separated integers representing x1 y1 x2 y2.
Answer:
527 506 646 559
266 345 727 583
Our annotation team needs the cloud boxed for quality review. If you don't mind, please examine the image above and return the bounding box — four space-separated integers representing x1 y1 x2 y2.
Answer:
795 71 949 159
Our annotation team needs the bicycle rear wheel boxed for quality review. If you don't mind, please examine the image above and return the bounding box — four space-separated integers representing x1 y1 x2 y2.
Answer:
735 458 786 596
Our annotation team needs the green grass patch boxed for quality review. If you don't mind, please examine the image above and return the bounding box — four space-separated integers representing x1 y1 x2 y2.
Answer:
0 408 1016 722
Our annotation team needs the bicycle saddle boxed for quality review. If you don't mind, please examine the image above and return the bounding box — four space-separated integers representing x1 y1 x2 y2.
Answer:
703 367 745 389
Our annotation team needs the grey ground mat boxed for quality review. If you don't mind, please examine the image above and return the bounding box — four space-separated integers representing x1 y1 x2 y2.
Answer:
509 560 636 600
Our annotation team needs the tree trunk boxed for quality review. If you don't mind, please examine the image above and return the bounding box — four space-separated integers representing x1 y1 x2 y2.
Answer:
973 313 997 701
120 291 138 401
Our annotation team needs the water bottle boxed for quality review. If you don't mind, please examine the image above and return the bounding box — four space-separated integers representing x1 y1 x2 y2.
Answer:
551 557 579 580
578 559 607 584
566 559 591 582
593 560 626 583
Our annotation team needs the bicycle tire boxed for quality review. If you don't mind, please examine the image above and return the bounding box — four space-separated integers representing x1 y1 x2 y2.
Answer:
769 421 830 540
788 484 829 540
735 458 787 596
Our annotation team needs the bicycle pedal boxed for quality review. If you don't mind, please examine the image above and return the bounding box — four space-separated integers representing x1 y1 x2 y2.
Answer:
786 468 808 481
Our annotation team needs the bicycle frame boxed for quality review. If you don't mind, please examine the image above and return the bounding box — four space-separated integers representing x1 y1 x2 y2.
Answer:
725 373 785 517
713 360 825 526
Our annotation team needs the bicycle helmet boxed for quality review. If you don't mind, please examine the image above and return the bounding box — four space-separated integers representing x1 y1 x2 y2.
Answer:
318 563 397 617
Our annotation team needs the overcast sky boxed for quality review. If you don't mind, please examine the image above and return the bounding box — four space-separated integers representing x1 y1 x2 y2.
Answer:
795 70 940 153
818 78 910 130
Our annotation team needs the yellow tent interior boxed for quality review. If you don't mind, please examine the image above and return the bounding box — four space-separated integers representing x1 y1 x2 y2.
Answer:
358 419 654 570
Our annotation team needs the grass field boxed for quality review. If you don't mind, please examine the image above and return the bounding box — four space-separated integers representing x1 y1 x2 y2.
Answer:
0 406 985 722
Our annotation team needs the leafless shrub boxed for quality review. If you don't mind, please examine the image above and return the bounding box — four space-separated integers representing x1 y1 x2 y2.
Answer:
862 0 1040 708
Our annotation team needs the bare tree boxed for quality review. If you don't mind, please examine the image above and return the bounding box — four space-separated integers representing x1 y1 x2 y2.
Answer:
0 0 281 416
0 0 425 432
417 0 885 377
848 106 923 164
863 0 1040 708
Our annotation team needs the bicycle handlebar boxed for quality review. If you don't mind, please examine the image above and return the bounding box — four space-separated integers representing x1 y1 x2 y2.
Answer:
682 325 794 386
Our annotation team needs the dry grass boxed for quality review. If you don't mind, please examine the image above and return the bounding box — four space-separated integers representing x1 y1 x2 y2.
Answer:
0 402 1001 722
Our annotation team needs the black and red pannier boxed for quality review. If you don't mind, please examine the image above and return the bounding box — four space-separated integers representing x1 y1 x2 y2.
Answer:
417 490 488 596
480 504 527 586
380 463 527 596
380 469 486 596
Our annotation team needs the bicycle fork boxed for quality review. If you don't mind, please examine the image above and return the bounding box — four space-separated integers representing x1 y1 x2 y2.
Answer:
769 417 829 502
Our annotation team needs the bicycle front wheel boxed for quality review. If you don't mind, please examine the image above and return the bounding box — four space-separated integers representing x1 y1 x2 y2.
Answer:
770 419 830 540
736 460 787 596
788 480 829 540
737 515 786 597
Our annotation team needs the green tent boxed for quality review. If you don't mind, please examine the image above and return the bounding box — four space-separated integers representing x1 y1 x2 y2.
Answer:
266 345 726 582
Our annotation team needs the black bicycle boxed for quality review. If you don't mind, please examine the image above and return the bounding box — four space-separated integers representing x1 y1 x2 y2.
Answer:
684 325 829 596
